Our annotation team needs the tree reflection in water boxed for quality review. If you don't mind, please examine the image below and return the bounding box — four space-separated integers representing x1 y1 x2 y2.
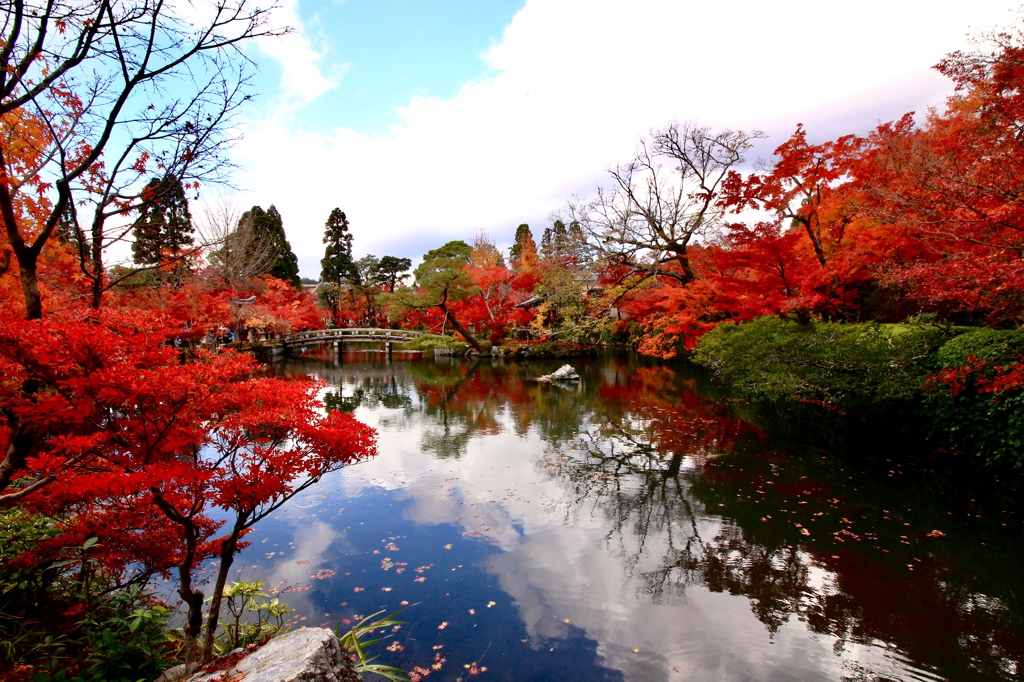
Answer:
292 354 1024 681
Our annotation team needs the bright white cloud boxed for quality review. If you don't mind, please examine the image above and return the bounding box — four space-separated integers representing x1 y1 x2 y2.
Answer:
229 0 1020 277
254 0 345 106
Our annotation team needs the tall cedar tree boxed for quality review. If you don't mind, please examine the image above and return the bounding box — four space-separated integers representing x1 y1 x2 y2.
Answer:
131 175 195 267
321 208 358 285
241 205 300 287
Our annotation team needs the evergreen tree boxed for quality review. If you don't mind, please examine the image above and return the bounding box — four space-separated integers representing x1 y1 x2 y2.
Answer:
509 223 539 271
320 208 358 286
540 220 568 261
566 220 590 264
373 256 413 292
131 175 194 267
541 219 590 264
240 204 300 287
409 241 483 353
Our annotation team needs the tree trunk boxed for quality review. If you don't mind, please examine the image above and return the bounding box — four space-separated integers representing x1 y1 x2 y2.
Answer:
439 303 483 353
202 524 242 663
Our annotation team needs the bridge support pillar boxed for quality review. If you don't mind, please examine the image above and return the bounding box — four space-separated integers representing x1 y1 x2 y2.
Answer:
333 340 342 366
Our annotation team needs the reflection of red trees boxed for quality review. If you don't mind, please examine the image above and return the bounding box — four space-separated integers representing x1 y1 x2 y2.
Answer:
596 365 765 461
687 449 1024 680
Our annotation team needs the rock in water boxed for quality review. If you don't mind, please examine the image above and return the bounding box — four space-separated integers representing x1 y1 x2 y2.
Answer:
548 364 579 381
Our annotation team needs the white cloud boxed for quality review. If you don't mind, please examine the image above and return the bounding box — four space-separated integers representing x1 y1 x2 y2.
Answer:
254 0 345 106
228 0 1020 277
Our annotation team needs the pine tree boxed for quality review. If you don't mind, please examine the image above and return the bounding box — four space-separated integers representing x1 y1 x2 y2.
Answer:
373 256 413 292
541 220 569 261
131 175 195 267
320 208 358 286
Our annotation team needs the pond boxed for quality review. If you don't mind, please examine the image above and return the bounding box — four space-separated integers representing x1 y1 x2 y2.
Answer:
221 352 1024 681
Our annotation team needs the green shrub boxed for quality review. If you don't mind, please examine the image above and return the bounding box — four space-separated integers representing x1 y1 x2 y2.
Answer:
693 318 949 407
0 513 176 681
926 329 1024 466
935 328 1024 368
498 340 598 359
396 334 466 352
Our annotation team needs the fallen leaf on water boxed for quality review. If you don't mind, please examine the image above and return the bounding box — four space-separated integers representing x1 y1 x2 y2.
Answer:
487 601 496 608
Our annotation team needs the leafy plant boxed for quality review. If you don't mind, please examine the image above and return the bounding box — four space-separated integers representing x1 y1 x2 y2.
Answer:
211 580 294 653
336 609 409 681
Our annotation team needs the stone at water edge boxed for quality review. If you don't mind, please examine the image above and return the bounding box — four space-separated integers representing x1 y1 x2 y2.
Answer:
179 627 361 682
548 364 580 381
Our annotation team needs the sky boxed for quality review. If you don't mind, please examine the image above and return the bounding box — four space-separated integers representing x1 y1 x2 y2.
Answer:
218 0 1023 279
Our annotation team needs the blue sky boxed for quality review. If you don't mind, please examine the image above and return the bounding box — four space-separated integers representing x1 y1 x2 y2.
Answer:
211 0 1022 278
249 1 524 137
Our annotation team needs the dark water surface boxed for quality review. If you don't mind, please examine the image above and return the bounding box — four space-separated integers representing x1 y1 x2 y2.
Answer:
220 352 1024 681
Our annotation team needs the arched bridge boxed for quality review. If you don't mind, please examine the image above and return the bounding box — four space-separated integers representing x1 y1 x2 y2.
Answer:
282 327 424 350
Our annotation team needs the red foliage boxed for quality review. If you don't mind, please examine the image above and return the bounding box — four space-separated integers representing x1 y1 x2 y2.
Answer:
0 307 376 584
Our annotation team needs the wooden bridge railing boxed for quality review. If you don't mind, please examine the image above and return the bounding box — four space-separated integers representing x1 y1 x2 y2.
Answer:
282 328 424 347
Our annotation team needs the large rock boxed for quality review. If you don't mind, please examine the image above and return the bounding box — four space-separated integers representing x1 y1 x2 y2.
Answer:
547 364 580 381
182 628 360 682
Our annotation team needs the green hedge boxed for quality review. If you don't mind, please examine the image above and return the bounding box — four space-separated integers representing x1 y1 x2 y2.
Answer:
693 319 1024 466
928 329 1024 466
692 318 949 407
935 328 1024 368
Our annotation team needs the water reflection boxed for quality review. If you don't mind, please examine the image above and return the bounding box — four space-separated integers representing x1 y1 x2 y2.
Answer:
232 353 1024 681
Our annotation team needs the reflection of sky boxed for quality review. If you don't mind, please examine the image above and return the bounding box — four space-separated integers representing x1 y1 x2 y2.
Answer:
223 359 952 681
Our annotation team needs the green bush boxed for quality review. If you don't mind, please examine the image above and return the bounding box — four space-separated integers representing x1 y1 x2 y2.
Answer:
0 512 176 681
935 328 1024 368
926 329 1024 466
498 340 598 359
396 334 466 352
693 318 949 407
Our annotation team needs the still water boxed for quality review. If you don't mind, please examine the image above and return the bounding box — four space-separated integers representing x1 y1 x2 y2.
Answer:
226 352 1024 681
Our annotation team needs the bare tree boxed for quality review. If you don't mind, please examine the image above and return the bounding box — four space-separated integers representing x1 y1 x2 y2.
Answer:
196 195 278 290
572 121 764 291
0 0 288 319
